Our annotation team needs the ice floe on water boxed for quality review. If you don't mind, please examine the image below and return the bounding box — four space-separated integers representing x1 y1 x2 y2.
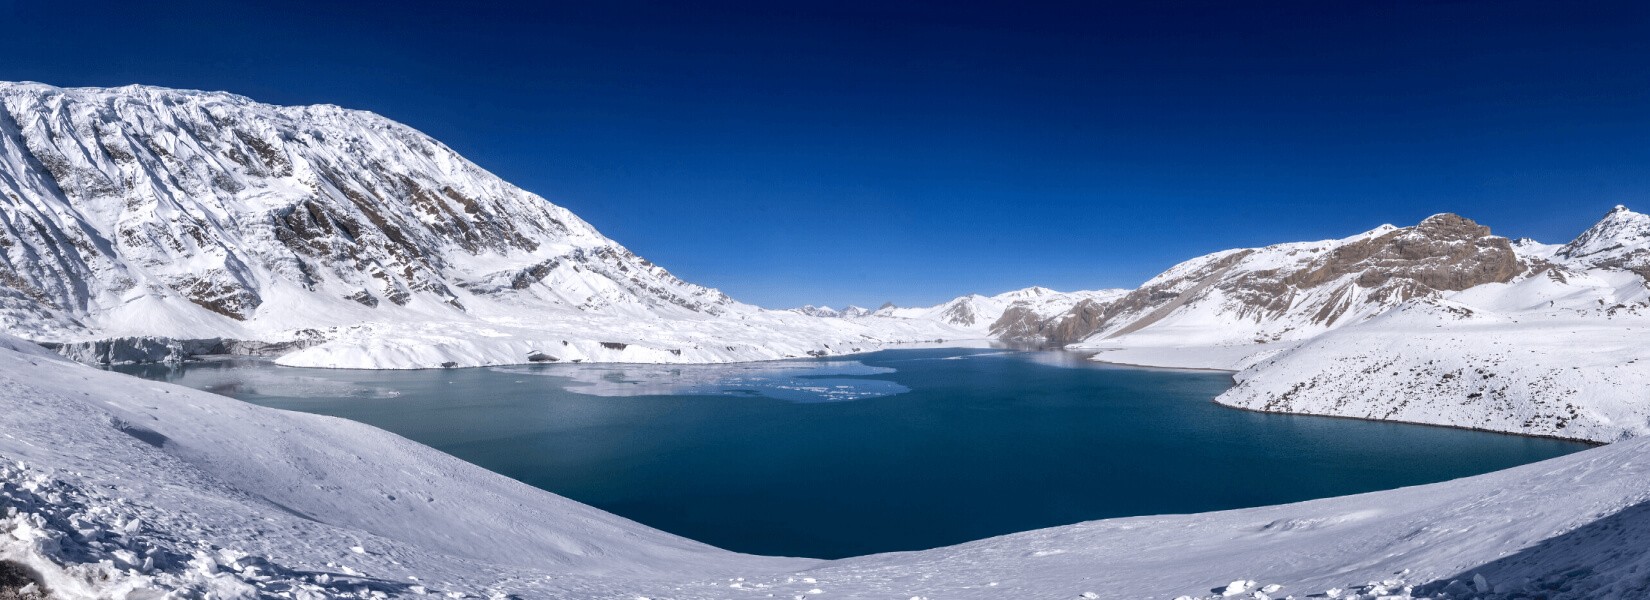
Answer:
491 359 909 402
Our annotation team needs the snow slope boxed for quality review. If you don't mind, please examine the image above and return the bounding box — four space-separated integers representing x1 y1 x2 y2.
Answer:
0 82 970 368
1217 268 1650 443
4 334 1650 599
0 333 808 599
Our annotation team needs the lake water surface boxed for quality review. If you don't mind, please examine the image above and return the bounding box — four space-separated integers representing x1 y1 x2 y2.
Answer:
115 347 1589 559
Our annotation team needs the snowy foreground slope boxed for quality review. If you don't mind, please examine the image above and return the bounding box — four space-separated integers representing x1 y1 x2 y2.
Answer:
5 335 1650 599
0 82 973 368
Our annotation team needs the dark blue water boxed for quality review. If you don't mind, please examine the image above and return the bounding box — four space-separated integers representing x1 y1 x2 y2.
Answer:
114 347 1589 559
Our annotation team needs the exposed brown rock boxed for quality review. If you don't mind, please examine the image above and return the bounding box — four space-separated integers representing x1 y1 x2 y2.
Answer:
1285 214 1521 292
168 274 262 320
1018 214 1532 346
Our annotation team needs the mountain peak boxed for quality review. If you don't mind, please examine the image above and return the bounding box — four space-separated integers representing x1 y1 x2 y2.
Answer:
997 286 1057 299
1412 213 1492 240
1556 205 1649 274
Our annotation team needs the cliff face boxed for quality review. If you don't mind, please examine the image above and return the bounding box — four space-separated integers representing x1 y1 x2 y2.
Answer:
993 297 1111 345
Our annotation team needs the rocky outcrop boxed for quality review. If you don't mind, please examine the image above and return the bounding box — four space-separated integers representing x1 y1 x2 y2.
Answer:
1049 214 1535 347
988 303 1047 341
990 299 1110 344
1025 298 1110 345
1284 214 1523 296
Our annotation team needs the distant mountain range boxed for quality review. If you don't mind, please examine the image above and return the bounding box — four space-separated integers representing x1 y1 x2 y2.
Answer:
789 206 1649 355
792 286 1128 343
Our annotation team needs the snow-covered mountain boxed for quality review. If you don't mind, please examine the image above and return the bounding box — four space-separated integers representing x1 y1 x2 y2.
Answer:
1554 204 1650 277
1053 213 1533 349
987 287 1131 342
1209 208 1650 443
0 82 732 337
1076 206 1650 442
0 82 972 366
872 286 1127 336
790 304 871 318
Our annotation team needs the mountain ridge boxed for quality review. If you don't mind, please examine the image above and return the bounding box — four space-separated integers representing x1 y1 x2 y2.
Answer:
0 81 973 366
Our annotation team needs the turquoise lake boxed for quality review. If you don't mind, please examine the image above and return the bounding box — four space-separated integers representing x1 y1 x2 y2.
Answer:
114 347 1589 559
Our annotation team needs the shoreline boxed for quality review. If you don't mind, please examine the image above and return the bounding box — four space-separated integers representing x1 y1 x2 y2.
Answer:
112 340 1611 446
1081 348 1605 446
1213 398 1608 446
1086 357 1241 374
55 335 1004 371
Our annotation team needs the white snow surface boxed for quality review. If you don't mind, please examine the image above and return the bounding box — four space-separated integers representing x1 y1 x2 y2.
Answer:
4 334 1650 599
1217 280 1650 443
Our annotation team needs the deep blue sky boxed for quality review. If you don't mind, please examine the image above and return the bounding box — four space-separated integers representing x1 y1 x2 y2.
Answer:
2 1 1646 307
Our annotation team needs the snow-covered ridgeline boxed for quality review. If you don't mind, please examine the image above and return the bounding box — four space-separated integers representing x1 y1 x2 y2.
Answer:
4 334 1650 599
0 81 979 368
850 286 1129 338
1065 213 1534 352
